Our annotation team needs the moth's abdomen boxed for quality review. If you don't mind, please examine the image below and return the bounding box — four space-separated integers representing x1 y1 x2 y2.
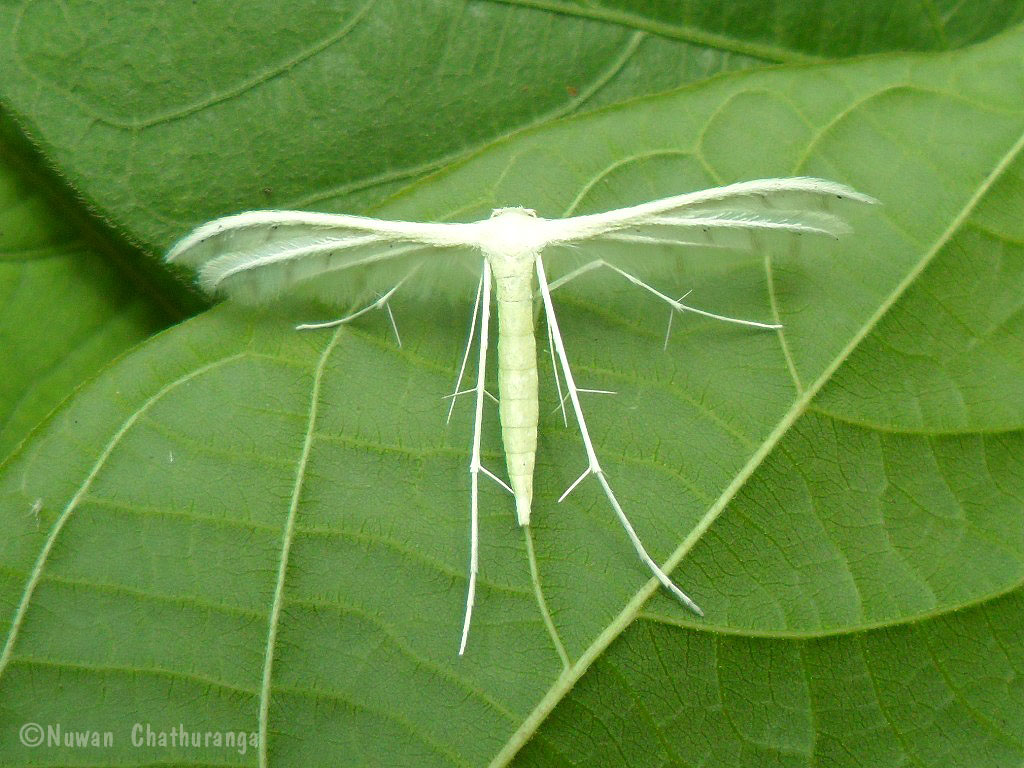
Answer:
493 270 538 526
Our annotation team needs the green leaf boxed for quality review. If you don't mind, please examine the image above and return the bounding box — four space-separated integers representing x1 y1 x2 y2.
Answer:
1 23 1023 768
0 0 1019 256
0 138 170 459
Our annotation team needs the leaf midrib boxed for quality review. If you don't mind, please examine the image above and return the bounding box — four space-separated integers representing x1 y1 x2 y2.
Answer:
488 121 1024 768
638 563 1024 640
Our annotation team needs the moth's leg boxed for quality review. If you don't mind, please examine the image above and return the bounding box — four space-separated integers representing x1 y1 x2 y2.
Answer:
547 259 781 332
543 259 605 294
444 388 498 411
546 320 568 426
540 265 619 417
446 271 502 420
295 275 411 346
606 262 781 330
460 260 516 654
458 265 490 656
662 290 692 349
536 255 703 617
446 274 485 424
552 387 617 416
383 302 402 347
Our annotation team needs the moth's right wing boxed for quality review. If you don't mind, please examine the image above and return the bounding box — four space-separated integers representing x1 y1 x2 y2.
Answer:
539 177 877 287
545 177 877 250
166 210 484 305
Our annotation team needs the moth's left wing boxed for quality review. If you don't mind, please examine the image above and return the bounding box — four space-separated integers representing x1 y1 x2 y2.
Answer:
166 210 484 305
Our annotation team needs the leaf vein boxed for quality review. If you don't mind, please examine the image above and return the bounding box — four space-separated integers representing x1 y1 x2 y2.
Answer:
257 328 343 768
0 352 247 688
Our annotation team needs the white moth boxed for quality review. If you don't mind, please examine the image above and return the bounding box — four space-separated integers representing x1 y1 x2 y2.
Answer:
167 177 875 654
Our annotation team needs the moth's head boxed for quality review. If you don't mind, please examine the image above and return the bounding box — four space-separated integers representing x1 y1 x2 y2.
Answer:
479 206 546 257
490 206 537 219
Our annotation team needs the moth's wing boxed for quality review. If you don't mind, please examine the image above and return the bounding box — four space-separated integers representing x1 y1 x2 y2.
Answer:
547 177 877 244
540 177 877 285
166 210 484 306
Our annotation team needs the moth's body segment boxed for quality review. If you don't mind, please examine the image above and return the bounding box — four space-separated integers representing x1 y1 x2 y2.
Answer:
487 246 540 525
477 207 546 525
165 178 876 655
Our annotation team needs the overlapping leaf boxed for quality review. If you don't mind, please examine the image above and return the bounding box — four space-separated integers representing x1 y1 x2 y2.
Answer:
0 0 1019 251
0 142 169 460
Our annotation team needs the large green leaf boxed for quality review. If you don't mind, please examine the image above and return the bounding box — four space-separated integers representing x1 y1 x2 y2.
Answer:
1 23 1022 768
0 0 1020 255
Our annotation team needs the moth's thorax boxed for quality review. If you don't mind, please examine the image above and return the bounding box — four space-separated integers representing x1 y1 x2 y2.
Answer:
477 207 549 268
